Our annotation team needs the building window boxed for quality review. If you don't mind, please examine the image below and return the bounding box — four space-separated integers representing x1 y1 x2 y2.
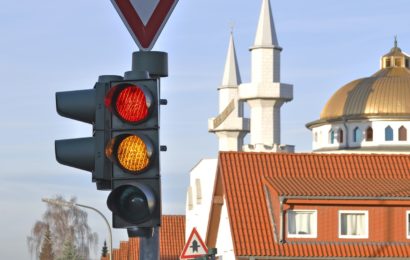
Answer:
339 210 368 239
407 211 410 239
399 126 407 141
329 130 335 144
353 127 362 143
287 210 317 238
395 58 402 67
314 132 318 142
365 127 373 141
385 58 391 67
406 59 409 68
385 126 393 141
338 129 344 143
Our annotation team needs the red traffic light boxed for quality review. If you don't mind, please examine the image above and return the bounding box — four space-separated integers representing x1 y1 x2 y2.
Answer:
105 83 153 123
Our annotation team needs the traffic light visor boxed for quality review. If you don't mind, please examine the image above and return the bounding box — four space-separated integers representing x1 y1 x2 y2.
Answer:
105 84 153 123
106 134 153 173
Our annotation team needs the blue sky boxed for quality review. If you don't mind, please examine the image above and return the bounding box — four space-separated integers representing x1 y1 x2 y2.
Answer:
1 0 410 259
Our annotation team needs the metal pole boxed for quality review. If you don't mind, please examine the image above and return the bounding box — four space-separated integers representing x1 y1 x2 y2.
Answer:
139 227 159 260
75 203 113 260
42 198 113 260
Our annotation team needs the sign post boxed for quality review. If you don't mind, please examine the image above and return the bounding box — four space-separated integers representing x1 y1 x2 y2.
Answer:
109 1 178 259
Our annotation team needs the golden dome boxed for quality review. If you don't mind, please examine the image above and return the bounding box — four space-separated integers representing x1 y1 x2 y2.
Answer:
320 67 410 120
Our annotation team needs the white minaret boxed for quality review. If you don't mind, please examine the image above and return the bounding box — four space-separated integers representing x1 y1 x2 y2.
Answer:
208 33 250 151
238 0 293 152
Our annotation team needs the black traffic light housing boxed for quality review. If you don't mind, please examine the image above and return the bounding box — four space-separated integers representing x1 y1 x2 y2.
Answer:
55 75 123 190
105 78 161 229
55 51 167 234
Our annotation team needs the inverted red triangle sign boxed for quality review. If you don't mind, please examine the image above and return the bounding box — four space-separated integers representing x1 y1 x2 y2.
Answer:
111 0 178 51
180 228 209 259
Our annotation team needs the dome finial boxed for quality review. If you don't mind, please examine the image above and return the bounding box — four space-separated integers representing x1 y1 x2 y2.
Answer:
394 35 398 48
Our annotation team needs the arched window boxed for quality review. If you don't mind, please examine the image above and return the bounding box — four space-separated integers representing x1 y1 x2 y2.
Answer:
314 132 318 142
365 127 373 142
385 126 393 141
338 129 344 143
329 130 335 144
399 126 407 141
353 127 362 143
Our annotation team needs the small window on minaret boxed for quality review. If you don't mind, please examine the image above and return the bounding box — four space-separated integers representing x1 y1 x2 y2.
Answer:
406 59 409 68
395 58 402 67
386 58 391 68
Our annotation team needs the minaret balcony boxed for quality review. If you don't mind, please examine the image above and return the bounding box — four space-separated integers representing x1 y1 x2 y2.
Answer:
208 117 250 133
238 82 293 101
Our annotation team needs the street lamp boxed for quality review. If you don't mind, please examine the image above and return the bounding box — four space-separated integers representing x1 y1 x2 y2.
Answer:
42 198 113 260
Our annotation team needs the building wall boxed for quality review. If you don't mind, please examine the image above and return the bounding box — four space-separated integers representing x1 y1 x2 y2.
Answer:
312 119 410 153
215 199 235 260
280 203 410 242
185 159 218 240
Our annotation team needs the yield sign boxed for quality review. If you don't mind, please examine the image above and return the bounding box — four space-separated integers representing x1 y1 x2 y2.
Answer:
111 0 178 51
180 228 208 259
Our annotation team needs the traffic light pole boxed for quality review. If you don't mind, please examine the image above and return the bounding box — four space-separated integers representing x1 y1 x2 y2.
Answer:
124 51 168 260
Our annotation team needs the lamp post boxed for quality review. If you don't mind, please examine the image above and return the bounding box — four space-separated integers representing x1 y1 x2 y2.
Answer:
42 198 113 260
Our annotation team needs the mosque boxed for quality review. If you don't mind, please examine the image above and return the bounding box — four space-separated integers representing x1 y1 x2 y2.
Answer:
185 0 410 259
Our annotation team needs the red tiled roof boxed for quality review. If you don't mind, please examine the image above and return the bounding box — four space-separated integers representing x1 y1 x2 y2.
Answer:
266 242 410 258
266 175 410 197
160 215 186 260
104 215 185 260
217 152 410 257
119 241 129 260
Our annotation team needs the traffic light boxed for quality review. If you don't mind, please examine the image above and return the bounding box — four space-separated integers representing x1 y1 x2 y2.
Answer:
105 79 161 229
55 51 166 235
55 75 123 190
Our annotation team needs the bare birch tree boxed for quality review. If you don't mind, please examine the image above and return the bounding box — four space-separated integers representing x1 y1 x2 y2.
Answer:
27 195 98 260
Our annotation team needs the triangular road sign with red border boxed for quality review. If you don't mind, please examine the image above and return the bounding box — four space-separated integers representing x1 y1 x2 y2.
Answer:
180 227 209 259
111 0 178 51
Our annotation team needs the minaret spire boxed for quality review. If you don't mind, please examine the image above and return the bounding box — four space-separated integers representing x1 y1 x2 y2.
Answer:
394 35 398 48
209 32 249 151
221 32 242 97
253 0 279 47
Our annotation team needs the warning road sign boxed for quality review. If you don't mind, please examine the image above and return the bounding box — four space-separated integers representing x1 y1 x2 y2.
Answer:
180 228 208 259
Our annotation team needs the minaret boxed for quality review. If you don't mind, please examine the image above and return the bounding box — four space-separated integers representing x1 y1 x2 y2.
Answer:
238 0 293 152
208 33 250 151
